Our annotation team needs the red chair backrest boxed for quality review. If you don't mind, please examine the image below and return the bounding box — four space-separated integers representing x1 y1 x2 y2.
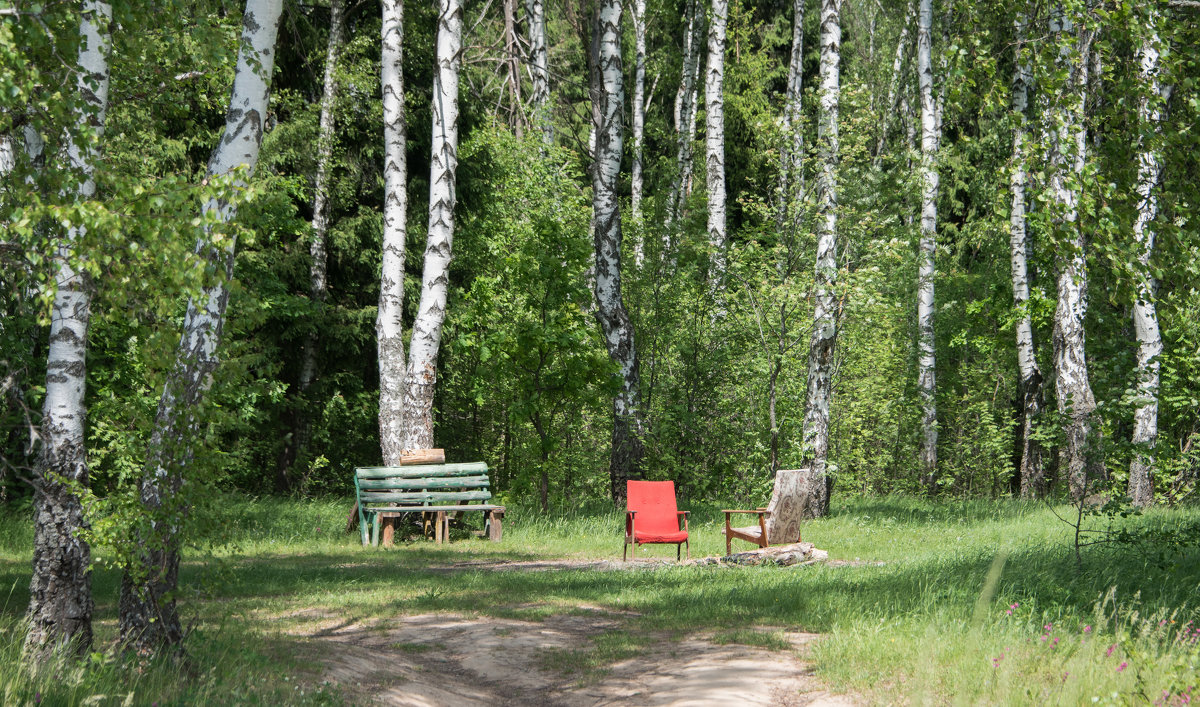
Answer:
627 481 679 535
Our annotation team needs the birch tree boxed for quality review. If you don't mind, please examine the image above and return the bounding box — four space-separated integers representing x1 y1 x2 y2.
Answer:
287 0 346 488
119 0 284 651
792 0 841 518
704 0 728 283
1128 7 1171 508
630 0 647 226
591 0 642 504
378 0 409 465
525 0 551 146
25 0 111 655
400 0 462 449
915 0 939 489
776 0 804 235
1009 13 1046 498
1046 5 1098 500
665 0 704 233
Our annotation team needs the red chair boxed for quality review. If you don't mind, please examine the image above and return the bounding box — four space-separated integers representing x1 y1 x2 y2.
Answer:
624 480 690 560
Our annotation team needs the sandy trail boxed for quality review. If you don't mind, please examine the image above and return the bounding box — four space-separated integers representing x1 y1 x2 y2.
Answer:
294 607 856 705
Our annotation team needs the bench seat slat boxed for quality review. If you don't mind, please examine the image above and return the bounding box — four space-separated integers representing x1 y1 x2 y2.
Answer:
369 505 506 513
361 490 492 504
356 463 487 479
357 477 489 490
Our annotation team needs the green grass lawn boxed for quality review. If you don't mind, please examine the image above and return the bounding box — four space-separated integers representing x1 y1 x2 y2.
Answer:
1 495 1197 705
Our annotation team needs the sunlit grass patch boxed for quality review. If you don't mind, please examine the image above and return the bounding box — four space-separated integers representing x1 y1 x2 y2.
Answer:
538 630 654 685
710 628 794 651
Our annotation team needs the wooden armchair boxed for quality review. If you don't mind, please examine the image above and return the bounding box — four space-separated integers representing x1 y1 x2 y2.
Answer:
722 469 806 555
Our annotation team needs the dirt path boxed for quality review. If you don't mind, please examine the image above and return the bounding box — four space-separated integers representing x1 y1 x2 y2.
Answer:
285 556 858 705
295 611 856 704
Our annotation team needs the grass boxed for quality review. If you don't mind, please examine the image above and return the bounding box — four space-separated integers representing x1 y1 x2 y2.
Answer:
0 493 1198 704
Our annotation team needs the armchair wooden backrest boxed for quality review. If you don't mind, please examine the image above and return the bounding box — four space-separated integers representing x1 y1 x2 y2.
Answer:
764 469 806 544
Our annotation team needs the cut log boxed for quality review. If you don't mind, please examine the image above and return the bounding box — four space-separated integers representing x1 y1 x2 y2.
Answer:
689 542 829 567
345 449 447 533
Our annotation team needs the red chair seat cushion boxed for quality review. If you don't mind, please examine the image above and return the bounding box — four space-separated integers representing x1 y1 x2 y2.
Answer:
634 530 688 544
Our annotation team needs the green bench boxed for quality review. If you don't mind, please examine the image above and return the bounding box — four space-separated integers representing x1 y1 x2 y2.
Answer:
354 462 505 546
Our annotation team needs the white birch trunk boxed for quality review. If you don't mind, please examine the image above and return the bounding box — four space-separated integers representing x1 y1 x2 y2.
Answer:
0 135 12 177
1009 14 1045 498
591 0 642 504
704 0 728 284
285 0 346 489
793 0 841 519
775 0 804 234
1048 7 1097 500
400 0 462 450
1128 14 1169 508
378 0 409 465
630 0 647 247
665 0 704 234
119 0 283 652
525 0 551 146
915 0 939 489
25 0 111 655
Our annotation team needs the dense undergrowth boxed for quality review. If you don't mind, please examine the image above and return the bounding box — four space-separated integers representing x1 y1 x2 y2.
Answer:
0 494 1196 705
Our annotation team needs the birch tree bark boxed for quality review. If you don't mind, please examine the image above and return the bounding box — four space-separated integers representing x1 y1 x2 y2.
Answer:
704 0 728 283
1009 14 1046 498
284 0 346 489
525 0 551 146
378 0 409 465
1128 10 1170 508
791 0 841 519
1047 6 1097 500
119 0 283 652
400 0 462 450
630 0 647 228
25 0 111 655
915 0 939 490
591 0 643 504
775 0 804 235
665 0 704 233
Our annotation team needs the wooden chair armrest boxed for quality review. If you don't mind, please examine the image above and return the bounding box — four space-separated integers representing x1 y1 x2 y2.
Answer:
722 509 770 516
676 510 690 516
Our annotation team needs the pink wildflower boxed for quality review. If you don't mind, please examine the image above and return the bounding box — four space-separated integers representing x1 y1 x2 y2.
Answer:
1117 661 1128 672
1083 625 1092 633
1107 644 1116 657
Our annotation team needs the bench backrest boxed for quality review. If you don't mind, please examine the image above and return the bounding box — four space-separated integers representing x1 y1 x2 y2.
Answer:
355 462 493 507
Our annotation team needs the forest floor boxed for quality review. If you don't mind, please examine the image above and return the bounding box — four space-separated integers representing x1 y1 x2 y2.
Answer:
2 495 1198 705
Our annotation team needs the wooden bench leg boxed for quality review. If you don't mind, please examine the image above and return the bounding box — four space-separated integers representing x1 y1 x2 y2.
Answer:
487 510 503 541
381 516 396 547
371 514 381 547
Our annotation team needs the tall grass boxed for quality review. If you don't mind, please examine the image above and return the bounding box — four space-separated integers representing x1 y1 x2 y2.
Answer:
0 493 1196 704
